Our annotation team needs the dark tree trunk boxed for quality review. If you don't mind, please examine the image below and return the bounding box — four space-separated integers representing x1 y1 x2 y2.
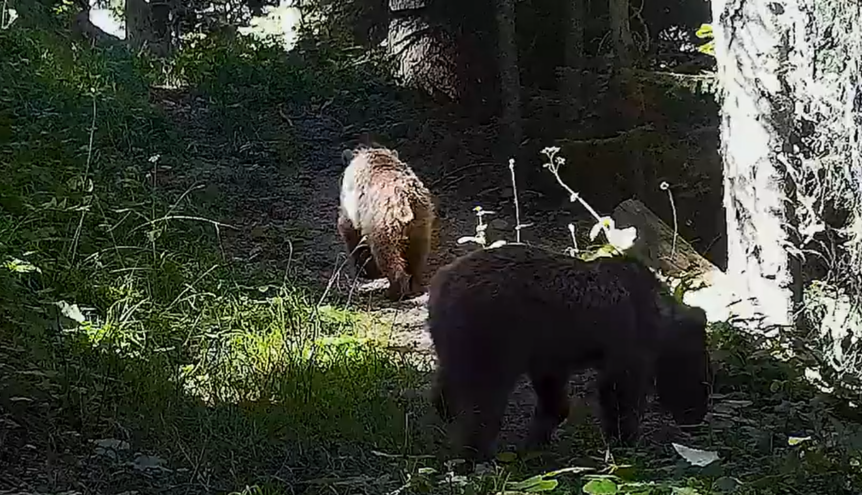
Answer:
561 0 584 121
608 0 634 65
608 0 644 201
125 0 174 57
495 0 522 155
386 0 464 102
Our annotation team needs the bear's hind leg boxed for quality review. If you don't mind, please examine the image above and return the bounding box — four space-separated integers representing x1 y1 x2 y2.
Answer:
337 211 381 279
370 230 412 301
405 221 432 296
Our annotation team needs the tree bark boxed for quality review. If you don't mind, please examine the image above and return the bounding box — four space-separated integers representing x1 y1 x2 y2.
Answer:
613 198 720 282
125 0 173 57
386 0 464 102
711 0 802 328
495 0 522 154
561 0 584 120
607 0 634 65
608 0 644 201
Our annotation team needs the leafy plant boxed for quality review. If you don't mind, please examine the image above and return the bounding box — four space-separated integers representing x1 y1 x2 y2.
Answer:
695 24 715 57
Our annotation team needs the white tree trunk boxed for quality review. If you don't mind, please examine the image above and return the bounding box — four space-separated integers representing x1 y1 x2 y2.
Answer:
710 0 803 328
495 0 522 151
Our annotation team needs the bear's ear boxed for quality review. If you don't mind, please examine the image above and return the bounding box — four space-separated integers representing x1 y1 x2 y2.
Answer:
341 148 355 166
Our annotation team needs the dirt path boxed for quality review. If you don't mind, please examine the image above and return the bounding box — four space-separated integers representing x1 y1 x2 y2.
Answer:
155 87 697 456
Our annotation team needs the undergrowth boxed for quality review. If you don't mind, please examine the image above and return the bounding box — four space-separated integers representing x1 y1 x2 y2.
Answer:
0 11 861 495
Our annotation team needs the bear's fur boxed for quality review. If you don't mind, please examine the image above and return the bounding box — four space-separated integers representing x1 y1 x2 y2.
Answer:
427 243 710 465
337 146 436 301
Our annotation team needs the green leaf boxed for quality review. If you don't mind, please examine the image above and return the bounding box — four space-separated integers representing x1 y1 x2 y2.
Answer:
4 257 41 273
509 474 558 492
787 435 811 446
582 479 618 494
695 23 713 39
672 443 720 467
696 41 715 56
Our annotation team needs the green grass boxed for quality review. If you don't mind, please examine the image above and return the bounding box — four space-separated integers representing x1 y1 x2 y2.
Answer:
1 12 862 495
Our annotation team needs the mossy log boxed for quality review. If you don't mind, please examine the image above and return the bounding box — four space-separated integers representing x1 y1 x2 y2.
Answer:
612 198 773 325
612 197 721 284
611 198 756 323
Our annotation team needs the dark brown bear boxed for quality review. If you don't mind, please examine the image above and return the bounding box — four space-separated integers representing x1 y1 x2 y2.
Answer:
337 146 436 301
427 243 710 465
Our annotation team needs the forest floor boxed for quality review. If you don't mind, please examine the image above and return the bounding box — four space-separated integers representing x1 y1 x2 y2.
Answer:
3 22 862 495
148 84 699 456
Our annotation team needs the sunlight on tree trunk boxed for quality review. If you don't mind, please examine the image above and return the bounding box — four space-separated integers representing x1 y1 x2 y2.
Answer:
711 0 803 328
495 0 522 152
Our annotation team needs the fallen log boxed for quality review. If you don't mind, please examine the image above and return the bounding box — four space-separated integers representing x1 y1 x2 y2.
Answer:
612 197 720 284
611 198 759 324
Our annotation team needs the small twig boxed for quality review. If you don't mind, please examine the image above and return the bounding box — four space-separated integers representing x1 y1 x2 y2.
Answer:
568 223 579 253
660 181 678 260
317 239 364 307
545 155 605 227
508 158 529 243
282 238 295 286
127 215 239 237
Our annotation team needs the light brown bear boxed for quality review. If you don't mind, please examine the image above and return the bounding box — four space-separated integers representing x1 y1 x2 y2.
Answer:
337 146 436 301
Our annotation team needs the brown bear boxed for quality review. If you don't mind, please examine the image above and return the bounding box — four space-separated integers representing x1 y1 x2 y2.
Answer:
337 146 436 301
426 243 710 466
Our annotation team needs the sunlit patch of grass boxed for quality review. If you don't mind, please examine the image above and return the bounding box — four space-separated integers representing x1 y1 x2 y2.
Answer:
0 18 431 493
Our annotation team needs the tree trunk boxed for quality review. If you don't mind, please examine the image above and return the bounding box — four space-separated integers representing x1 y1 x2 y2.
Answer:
125 0 149 50
125 0 173 57
387 0 464 102
607 0 634 65
494 0 522 154
711 0 802 328
561 0 584 121
608 0 644 201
